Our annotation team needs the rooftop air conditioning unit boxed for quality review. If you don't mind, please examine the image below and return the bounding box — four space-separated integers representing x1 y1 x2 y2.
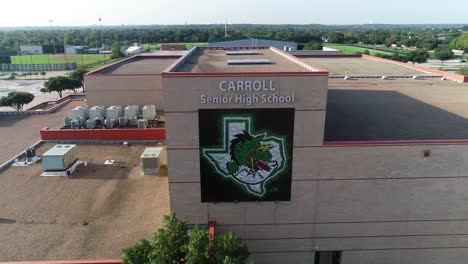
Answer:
89 106 106 119
72 106 89 120
142 105 156 120
106 106 122 120
137 119 148 129
86 119 96 129
124 105 139 119
140 147 164 175
64 117 72 127
119 117 128 126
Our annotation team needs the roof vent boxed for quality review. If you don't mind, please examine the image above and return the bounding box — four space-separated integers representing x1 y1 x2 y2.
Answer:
227 59 272 65
226 51 259 56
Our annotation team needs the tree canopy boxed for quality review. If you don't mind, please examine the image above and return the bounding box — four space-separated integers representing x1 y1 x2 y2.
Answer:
434 47 454 64
405 49 430 64
122 212 250 264
0 91 34 111
111 42 125 59
41 76 77 98
303 41 323 50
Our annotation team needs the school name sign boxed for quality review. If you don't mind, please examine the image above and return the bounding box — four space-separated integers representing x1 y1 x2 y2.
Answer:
200 80 295 105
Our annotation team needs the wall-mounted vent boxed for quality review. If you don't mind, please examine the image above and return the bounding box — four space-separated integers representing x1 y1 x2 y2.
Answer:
227 59 272 65
226 51 259 56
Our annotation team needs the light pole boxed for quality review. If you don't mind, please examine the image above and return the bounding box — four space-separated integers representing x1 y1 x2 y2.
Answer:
245 35 256 49
49 20 56 54
122 24 126 45
99 18 104 50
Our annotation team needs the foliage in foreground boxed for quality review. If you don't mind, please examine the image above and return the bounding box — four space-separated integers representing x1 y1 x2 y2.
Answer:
457 67 468 76
0 91 34 111
122 212 251 264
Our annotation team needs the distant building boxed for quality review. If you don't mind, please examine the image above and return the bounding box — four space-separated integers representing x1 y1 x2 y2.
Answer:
65 45 88 54
160 44 186 51
209 36 297 50
20 45 43 55
20 44 65 55
125 43 145 56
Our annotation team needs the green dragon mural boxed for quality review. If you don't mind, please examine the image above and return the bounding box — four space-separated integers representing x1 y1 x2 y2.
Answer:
202 116 288 197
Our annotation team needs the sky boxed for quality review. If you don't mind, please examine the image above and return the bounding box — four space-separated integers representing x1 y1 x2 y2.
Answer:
0 0 466 27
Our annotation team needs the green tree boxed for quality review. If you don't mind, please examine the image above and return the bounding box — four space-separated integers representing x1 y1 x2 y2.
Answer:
456 32 468 52
111 42 125 59
186 226 210 264
434 47 454 64
149 212 189 264
457 67 468 76
41 76 74 98
405 49 429 64
68 68 88 91
303 41 323 50
68 77 82 94
122 239 153 264
0 91 34 111
121 212 251 264
211 231 250 264
40 71 47 79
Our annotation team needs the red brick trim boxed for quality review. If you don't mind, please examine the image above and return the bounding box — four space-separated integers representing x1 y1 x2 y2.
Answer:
40 128 166 141
292 176 468 181
294 54 363 58
217 218 468 227
250 246 468 254
322 140 468 147
362 54 468 83
0 260 121 264
243 233 468 241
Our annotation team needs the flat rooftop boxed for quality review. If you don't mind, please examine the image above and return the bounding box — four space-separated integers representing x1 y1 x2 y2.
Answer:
175 48 313 73
301 57 431 76
0 143 169 261
96 57 178 74
325 78 468 141
0 100 85 164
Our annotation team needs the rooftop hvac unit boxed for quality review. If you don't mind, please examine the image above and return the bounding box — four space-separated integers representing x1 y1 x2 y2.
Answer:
105 118 116 129
119 117 128 126
71 119 80 129
64 117 72 127
140 147 163 175
124 105 139 119
72 106 89 120
89 106 106 119
42 144 78 172
94 117 104 127
142 105 156 120
106 105 122 120
26 147 36 159
86 119 96 129
137 119 148 129
130 116 138 126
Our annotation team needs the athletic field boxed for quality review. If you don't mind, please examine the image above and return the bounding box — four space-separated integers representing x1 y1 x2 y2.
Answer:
10 54 112 66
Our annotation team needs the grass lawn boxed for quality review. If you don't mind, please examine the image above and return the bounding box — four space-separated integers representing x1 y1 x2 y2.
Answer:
141 42 208 50
325 43 394 56
10 54 112 66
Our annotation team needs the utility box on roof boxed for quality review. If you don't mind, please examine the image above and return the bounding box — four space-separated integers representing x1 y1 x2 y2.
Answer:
140 147 163 175
42 144 78 171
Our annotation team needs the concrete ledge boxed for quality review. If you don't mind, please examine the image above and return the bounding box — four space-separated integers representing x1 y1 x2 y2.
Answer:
0 94 85 116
